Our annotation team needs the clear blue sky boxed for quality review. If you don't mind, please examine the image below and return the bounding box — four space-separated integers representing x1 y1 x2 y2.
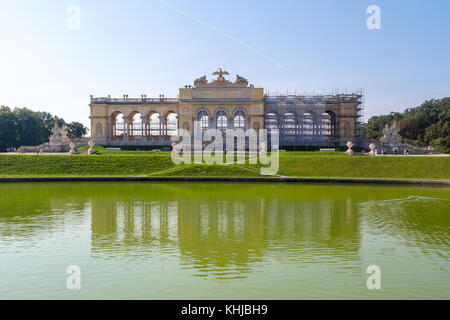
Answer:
0 0 449 127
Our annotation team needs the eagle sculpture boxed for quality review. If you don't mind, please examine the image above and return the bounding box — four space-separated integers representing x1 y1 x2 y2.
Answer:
212 68 229 82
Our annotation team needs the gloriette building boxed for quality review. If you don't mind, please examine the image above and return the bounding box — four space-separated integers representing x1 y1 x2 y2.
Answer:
90 69 363 148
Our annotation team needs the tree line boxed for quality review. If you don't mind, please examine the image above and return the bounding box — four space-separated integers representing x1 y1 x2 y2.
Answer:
361 97 450 153
0 106 88 152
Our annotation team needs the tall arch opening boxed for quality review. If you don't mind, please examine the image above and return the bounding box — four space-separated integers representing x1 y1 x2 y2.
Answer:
283 112 297 137
112 112 125 139
129 112 143 138
166 112 178 136
321 111 337 139
197 109 209 135
216 110 228 137
302 112 314 136
233 110 246 130
265 113 279 131
149 113 161 136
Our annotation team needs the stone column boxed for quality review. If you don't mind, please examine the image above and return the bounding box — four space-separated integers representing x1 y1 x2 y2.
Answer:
140 116 145 137
106 117 111 141
123 116 129 140
193 116 200 139
159 118 165 140
209 116 215 131
228 116 234 130
162 118 168 137
145 116 149 137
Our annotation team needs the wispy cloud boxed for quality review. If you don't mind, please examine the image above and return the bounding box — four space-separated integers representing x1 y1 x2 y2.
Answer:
156 0 282 69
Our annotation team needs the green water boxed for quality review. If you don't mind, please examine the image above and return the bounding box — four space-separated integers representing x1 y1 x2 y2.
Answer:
0 182 449 300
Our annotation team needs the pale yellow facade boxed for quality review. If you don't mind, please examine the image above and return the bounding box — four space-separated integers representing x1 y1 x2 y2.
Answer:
89 70 363 147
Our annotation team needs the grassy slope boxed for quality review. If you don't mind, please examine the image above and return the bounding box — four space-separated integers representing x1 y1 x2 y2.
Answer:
0 154 176 177
151 164 262 177
277 153 450 180
0 151 449 180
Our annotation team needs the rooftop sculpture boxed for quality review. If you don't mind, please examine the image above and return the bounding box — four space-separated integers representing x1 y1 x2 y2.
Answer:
194 68 249 88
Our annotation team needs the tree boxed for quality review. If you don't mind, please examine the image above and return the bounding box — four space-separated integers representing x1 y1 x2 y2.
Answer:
398 118 421 140
66 122 88 138
0 106 17 151
12 108 48 147
361 112 402 140
361 97 449 153
0 106 88 151
36 112 65 141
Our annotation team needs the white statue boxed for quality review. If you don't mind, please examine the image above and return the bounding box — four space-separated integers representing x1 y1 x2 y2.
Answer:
49 125 62 144
171 142 177 154
49 124 70 145
380 122 402 147
369 143 376 156
259 142 267 156
69 142 76 155
60 125 70 144
87 140 96 155
346 141 354 156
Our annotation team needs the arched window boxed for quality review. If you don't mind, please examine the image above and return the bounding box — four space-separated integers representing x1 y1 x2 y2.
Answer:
234 110 246 130
265 113 279 131
321 111 336 138
149 113 160 136
130 113 142 137
113 113 125 137
283 112 297 136
166 113 178 136
216 110 227 136
302 112 314 136
197 109 209 134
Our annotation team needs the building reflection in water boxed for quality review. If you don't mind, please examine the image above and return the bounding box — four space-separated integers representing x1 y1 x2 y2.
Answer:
1 182 448 282
90 194 360 279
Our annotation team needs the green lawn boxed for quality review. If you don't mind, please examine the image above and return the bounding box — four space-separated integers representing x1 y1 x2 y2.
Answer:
0 151 449 180
0 154 176 177
151 164 262 177
277 153 450 180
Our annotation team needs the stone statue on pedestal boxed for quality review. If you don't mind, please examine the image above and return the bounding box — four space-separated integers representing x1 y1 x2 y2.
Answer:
88 140 97 155
49 125 62 144
259 142 267 156
69 142 77 155
369 143 376 156
48 124 72 152
380 122 402 147
61 125 70 144
346 141 354 156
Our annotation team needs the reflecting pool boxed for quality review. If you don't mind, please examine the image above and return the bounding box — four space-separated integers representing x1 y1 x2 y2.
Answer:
0 182 449 299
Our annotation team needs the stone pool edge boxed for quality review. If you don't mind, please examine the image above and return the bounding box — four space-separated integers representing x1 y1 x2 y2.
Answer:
0 176 449 185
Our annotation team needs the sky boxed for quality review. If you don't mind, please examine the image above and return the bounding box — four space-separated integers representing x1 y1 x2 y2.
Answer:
0 0 449 128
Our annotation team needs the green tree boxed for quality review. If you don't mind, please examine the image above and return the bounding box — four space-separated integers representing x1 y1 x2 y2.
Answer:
398 118 421 140
0 106 80 150
13 108 49 146
0 106 18 151
361 97 449 153
66 122 88 138
361 112 402 140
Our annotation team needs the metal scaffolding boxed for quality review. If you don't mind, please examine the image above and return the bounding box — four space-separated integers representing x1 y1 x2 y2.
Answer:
263 90 364 147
